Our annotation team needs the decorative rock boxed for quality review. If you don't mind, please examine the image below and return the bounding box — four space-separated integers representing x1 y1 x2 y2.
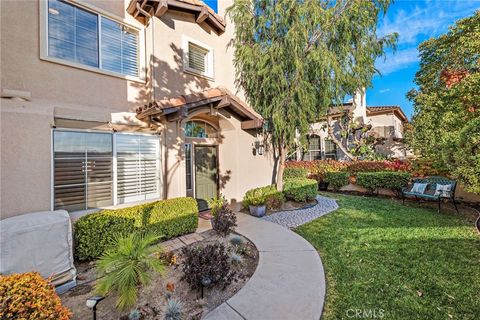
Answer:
262 195 338 228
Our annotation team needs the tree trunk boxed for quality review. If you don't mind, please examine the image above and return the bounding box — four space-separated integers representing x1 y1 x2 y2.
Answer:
276 138 286 191
326 116 357 161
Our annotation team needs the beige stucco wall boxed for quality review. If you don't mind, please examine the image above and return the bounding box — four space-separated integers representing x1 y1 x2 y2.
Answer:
368 113 408 158
1 0 274 218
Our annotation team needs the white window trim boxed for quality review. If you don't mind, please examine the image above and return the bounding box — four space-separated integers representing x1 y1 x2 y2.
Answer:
50 128 163 212
40 0 146 83
182 35 214 79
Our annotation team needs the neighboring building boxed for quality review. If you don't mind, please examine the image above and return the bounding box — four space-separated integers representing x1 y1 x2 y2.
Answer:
291 90 410 161
0 0 275 219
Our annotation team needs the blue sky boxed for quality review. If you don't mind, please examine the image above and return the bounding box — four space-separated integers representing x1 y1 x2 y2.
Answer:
369 0 479 118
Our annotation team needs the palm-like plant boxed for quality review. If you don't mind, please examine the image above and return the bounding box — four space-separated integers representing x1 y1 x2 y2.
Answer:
96 232 165 311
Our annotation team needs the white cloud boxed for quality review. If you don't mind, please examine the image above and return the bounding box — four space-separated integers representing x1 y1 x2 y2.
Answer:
374 0 479 75
376 47 419 75
379 88 391 93
377 0 479 45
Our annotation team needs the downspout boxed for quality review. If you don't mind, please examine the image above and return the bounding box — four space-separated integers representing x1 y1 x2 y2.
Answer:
137 4 167 198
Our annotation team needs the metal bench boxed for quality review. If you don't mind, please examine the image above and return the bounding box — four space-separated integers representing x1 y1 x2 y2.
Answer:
402 176 459 213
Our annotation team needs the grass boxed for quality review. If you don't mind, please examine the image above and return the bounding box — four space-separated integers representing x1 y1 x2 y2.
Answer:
296 193 480 320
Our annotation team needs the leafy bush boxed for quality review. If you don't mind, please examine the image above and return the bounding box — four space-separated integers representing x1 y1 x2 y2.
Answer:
243 185 282 208
181 243 237 290
75 197 198 261
212 204 237 237
283 178 318 202
265 191 285 210
311 160 349 181
283 167 308 180
325 172 350 191
96 233 166 311
0 272 72 320
207 194 226 217
356 171 411 193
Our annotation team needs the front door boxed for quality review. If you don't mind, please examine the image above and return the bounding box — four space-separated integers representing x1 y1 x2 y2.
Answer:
194 146 218 211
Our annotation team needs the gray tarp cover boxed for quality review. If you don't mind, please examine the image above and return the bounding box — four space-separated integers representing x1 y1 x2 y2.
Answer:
0 210 76 285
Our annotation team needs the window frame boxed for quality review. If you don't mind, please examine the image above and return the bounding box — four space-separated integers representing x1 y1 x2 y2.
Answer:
302 134 322 161
51 128 163 212
324 138 338 160
182 36 214 79
40 0 146 82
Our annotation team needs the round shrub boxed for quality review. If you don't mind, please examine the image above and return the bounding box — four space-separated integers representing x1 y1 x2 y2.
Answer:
325 172 350 191
243 185 282 208
0 272 72 320
283 178 318 202
181 243 237 290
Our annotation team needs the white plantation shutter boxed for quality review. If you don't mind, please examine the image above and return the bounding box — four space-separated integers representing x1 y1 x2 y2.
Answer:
188 42 208 73
116 135 161 204
100 17 139 77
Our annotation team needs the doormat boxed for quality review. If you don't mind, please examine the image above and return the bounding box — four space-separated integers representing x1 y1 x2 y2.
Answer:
199 210 213 220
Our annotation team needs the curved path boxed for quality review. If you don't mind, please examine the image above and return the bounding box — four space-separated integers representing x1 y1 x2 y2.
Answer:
204 213 326 320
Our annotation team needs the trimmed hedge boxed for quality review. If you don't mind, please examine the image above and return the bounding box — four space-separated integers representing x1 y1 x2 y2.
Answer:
356 171 411 193
243 185 284 209
74 197 198 261
283 178 318 202
325 172 350 191
283 167 308 180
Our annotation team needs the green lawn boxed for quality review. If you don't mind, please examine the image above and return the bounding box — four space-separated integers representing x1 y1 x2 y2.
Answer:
296 193 480 320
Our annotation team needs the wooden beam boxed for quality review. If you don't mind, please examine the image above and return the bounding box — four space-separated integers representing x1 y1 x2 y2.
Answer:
196 6 209 24
155 0 168 17
241 119 263 130
166 106 189 122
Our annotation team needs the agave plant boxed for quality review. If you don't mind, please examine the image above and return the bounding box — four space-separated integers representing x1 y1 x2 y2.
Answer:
96 232 165 311
164 299 184 320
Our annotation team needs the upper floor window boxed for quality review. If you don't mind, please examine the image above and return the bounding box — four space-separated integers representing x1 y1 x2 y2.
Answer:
183 36 214 78
184 120 218 138
46 0 140 78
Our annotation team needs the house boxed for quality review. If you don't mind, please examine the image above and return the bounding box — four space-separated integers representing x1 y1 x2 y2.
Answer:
291 90 411 161
0 0 275 219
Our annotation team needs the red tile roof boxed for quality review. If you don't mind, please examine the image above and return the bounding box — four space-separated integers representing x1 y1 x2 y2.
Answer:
367 106 408 122
127 0 225 33
136 87 263 123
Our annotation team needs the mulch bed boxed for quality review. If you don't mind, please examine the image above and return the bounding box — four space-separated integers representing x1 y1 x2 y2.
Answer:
61 232 258 320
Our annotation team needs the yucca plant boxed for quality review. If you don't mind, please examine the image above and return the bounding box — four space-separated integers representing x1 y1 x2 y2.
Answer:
96 232 165 311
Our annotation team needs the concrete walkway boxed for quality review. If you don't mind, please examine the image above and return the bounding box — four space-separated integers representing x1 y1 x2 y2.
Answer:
204 213 325 320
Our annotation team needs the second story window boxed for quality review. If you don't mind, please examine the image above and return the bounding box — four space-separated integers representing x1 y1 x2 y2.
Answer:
183 37 214 78
46 0 140 78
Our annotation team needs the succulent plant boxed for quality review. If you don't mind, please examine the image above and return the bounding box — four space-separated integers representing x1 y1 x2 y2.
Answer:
229 235 244 247
164 299 184 320
230 252 243 264
128 309 141 320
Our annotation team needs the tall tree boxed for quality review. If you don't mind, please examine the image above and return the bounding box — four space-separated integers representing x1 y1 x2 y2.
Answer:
407 11 480 193
228 0 396 189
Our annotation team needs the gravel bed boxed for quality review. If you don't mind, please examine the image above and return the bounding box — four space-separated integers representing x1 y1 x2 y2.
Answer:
262 195 338 228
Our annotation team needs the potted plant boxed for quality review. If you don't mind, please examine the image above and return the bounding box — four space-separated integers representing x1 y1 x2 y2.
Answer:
248 196 267 217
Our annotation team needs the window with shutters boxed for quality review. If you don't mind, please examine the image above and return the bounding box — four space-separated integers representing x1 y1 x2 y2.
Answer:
53 131 113 212
182 36 214 78
53 130 162 212
116 134 161 204
44 0 141 78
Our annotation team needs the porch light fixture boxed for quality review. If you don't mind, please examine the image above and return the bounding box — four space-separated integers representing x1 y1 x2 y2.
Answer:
253 141 264 156
86 296 105 320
